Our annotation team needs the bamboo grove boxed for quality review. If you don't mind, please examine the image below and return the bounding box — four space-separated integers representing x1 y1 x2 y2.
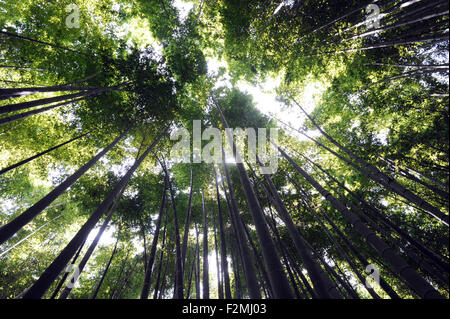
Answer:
0 0 448 299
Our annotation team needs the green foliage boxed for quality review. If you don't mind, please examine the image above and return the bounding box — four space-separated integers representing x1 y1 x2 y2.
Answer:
0 0 448 300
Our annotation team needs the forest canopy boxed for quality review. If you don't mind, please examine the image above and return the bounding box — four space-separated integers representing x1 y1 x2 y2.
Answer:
0 0 448 300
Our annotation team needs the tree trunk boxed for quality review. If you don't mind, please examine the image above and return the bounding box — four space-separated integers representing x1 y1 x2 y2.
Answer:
181 165 194 274
220 156 261 299
347 10 449 43
186 246 197 298
0 122 21 136
290 96 448 226
269 136 443 299
368 63 450 70
59 187 126 299
296 0 377 42
194 223 201 299
342 195 449 286
215 101 294 298
62 72 101 87
49 239 86 299
212 210 223 299
0 132 89 176
239 215 274 298
164 171 184 300
0 89 106 115
317 204 401 299
201 189 210 299
382 158 449 200
0 128 130 245
285 248 317 299
0 214 61 258
300 151 448 272
213 166 232 299
0 85 105 97
250 158 341 298
21 129 167 298
138 215 148 273
308 245 356 299
264 212 304 299
140 178 167 299
90 226 121 299
158 254 171 299
0 30 96 58
229 234 242 299
153 202 168 299
0 94 97 127
296 197 381 298
306 35 448 57
114 258 139 299
109 248 130 299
